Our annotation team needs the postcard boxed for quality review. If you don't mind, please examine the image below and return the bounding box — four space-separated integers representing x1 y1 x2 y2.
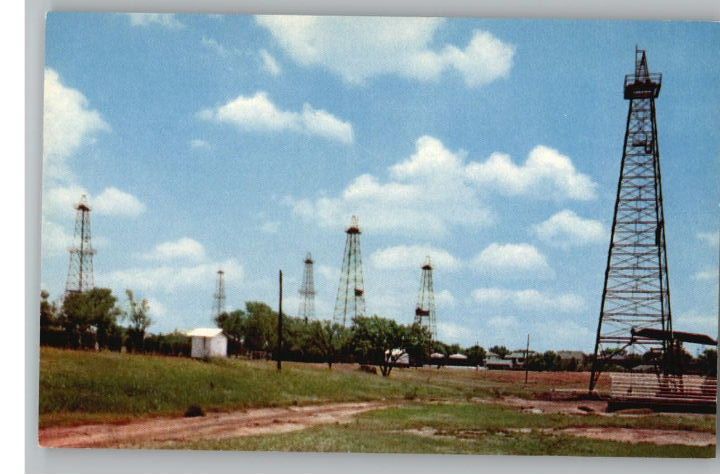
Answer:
38 13 718 456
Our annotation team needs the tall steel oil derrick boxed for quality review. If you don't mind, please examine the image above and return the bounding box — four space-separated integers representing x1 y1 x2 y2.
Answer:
589 49 672 391
298 252 316 322
415 256 437 340
65 194 96 294
333 216 366 326
213 269 226 318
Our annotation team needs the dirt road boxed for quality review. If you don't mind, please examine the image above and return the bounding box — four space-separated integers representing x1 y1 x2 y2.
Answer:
40 401 387 448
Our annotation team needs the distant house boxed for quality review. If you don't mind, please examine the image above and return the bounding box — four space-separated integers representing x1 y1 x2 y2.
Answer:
385 348 410 366
507 350 536 367
186 328 227 358
631 364 657 373
448 353 469 366
485 353 514 370
557 350 585 362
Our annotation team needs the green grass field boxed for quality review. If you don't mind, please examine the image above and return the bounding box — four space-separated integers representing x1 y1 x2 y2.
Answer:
131 403 716 457
39 348 716 457
39 348 459 426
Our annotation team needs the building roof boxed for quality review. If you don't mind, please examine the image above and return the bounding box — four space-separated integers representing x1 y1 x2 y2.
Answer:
186 328 224 338
507 351 532 359
448 353 468 360
486 358 513 366
557 350 585 360
430 352 446 359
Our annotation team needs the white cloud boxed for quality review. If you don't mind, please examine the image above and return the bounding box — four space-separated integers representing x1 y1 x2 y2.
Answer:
472 287 585 313
290 136 595 238
43 68 109 182
201 36 229 56
44 185 145 219
146 298 168 317
260 49 282 76
289 136 492 237
370 245 461 271
43 185 89 219
674 311 718 338
465 146 598 201
199 91 353 144
101 258 243 294
697 231 720 249
472 243 553 276
437 321 466 340
41 219 73 257
694 268 719 281
435 289 456 307
316 264 339 283
487 315 520 331
93 187 146 217
533 210 606 247
190 139 210 149
479 314 591 351
143 237 206 261
126 13 184 29
255 16 514 87
260 221 280 234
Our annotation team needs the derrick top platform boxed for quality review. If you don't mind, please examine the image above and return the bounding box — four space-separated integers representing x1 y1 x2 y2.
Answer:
346 215 361 234
624 48 661 100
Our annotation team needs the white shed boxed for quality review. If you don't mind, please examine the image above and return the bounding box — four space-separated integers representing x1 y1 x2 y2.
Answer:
186 328 227 358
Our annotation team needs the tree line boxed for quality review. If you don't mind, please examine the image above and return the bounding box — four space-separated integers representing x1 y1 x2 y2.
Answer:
40 288 717 377
40 288 189 355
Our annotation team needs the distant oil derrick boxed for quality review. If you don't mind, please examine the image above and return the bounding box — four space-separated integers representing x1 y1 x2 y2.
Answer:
298 252 316 322
415 256 437 340
590 49 673 391
213 269 226 319
65 194 96 294
333 216 366 326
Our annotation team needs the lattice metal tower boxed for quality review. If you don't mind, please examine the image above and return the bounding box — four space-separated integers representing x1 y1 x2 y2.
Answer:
589 49 672 391
213 269 226 318
415 256 437 340
298 252 316 322
333 216 366 326
65 194 96 294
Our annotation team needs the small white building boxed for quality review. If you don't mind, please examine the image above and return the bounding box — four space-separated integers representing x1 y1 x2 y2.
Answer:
186 328 227 358
385 348 410 365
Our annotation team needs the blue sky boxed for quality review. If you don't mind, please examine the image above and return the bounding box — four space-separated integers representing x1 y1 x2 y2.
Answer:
41 13 719 352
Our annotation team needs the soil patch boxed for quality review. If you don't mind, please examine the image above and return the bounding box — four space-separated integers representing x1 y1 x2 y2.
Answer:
558 427 716 447
40 401 388 448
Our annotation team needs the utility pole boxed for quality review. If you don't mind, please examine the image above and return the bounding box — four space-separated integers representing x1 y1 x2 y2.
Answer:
524 334 530 386
277 270 283 371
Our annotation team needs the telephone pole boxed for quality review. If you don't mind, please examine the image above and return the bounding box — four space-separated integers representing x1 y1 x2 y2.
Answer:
277 270 283 371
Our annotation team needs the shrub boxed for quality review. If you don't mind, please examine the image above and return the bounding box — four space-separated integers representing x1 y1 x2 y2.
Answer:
184 405 205 417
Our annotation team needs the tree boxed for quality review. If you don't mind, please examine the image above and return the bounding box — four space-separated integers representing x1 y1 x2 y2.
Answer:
697 349 718 376
243 301 277 352
123 290 152 352
61 288 121 349
350 316 431 377
489 345 509 358
308 320 349 369
542 351 561 371
215 309 247 353
464 345 486 366
40 290 58 330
